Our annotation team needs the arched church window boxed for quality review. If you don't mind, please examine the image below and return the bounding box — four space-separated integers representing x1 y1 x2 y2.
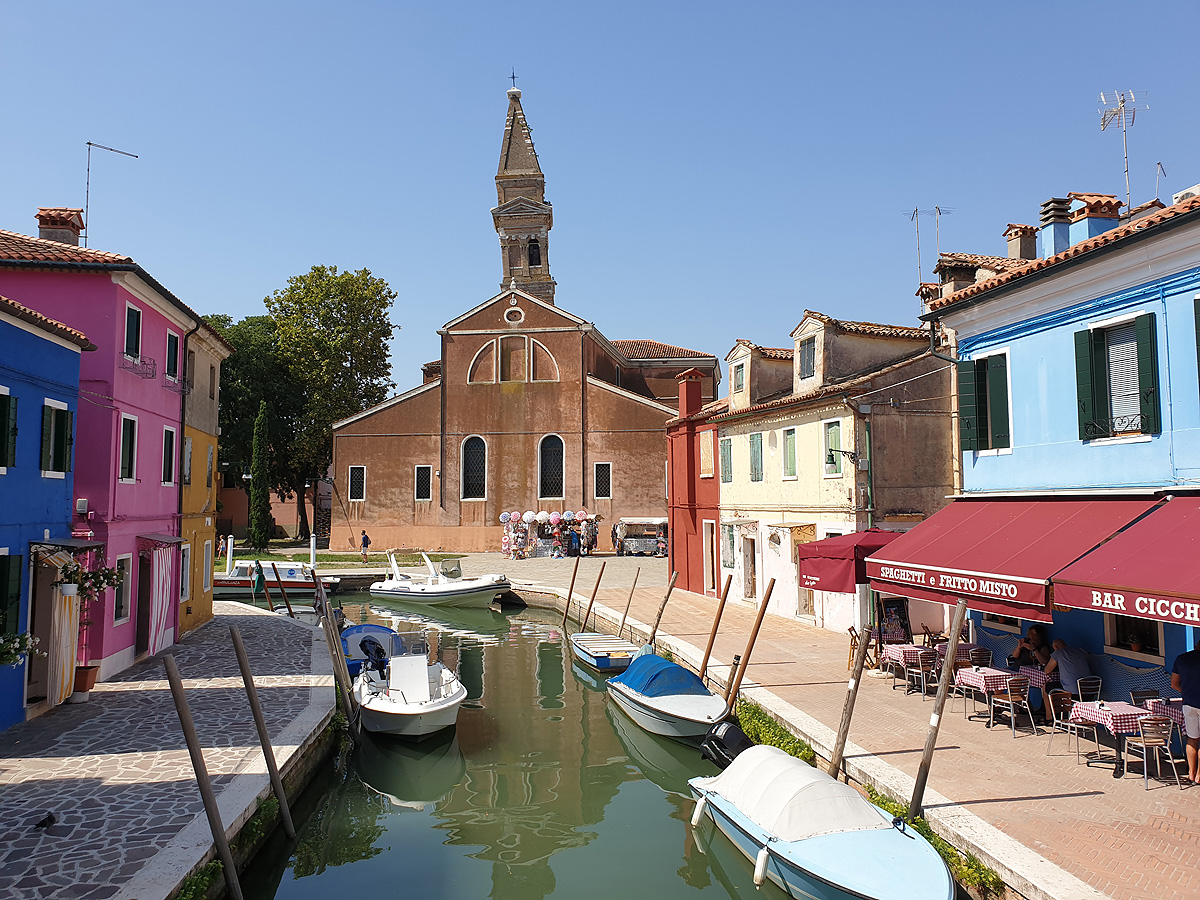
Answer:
462 436 486 499
508 241 521 270
527 238 542 267
539 434 564 499
531 340 559 382
468 340 496 383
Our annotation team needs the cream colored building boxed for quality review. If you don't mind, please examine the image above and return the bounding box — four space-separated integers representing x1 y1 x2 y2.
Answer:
711 312 956 634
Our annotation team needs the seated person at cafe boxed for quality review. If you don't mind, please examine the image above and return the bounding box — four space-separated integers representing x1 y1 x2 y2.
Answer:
1171 646 1200 784
1044 639 1093 697
1008 625 1052 668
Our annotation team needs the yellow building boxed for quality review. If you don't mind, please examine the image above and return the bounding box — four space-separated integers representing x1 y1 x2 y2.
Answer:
178 324 232 635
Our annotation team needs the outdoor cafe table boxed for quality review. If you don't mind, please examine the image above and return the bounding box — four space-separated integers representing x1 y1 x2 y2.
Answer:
1019 665 1061 692
880 643 925 668
1068 700 1149 777
953 665 1015 719
937 641 978 662
1145 697 1185 729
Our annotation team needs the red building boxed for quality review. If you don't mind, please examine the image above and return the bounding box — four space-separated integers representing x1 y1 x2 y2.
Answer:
666 369 727 596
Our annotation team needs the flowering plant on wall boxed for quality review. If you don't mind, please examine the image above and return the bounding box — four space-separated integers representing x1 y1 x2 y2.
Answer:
56 559 123 601
0 632 44 667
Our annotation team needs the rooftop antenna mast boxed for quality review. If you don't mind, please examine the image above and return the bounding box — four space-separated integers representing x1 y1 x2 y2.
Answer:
1099 91 1147 211
1155 161 1167 201
84 141 138 247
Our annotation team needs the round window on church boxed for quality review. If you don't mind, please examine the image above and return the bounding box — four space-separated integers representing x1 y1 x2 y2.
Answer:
504 306 525 325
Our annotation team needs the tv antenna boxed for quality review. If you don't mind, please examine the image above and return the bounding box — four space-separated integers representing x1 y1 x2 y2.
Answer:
84 141 138 247
907 207 955 285
1155 161 1167 201
1099 91 1147 211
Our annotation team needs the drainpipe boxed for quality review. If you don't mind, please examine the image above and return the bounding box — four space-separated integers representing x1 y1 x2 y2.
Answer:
841 394 874 529
926 319 964 494
178 321 201 637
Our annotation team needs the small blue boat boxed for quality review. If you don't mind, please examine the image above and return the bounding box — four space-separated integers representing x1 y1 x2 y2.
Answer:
569 631 640 673
340 623 397 677
689 745 954 900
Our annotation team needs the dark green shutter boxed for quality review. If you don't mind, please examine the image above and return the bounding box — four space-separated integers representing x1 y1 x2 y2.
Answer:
1 555 21 636
0 395 13 467
1135 313 1161 434
1074 329 1097 440
957 361 980 451
986 355 1010 449
51 409 68 472
40 406 53 470
63 410 74 473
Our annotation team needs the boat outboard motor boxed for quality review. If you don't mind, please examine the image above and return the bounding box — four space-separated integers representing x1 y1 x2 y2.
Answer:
359 635 389 677
700 721 754 769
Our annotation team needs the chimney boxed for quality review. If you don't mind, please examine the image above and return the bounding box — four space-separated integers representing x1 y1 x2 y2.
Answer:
36 208 84 246
676 368 703 418
1039 198 1071 258
1003 224 1037 260
1067 193 1122 246
421 360 442 384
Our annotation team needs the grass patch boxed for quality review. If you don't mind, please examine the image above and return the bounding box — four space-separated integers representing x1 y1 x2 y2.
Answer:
222 551 463 569
735 699 817 764
865 786 1004 897
172 860 222 900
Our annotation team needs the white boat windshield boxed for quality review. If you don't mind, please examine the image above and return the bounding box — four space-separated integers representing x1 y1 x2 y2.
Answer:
387 632 430 658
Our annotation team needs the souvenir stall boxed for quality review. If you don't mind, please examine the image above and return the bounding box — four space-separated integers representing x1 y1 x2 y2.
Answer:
498 510 602 559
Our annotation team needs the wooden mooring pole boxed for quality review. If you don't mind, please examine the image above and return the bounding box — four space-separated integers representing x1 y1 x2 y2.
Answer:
617 568 640 641
163 654 244 900
908 598 969 820
829 606 875 780
721 578 774 716
560 556 581 628
269 563 297 618
579 561 607 633
699 574 732 681
229 625 296 839
646 571 678 648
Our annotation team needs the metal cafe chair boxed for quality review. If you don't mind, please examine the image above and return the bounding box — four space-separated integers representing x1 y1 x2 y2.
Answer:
967 647 992 668
1124 716 1184 790
990 675 1040 737
1076 676 1103 702
904 649 938 698
949 658 978 716
1130 689 1160 706
1045 690 1099 764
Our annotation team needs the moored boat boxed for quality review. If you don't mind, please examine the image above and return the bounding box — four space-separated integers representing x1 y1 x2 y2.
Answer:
606 654 729 742
352 630 467 739
569 631 640 673
213 560 341 599
370 551 510 608
688 745 954 900
341 623 399 677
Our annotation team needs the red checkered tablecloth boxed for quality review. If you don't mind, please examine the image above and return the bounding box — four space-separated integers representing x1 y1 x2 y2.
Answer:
954 666 1015 694
880 644 927 668
1069 701 1147 736
1019 665 1060 691
937 642 977 662
1145 698 1185 728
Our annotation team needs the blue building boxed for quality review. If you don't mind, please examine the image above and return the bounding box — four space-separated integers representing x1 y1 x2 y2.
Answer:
0 294 93 731
867 191 1200 693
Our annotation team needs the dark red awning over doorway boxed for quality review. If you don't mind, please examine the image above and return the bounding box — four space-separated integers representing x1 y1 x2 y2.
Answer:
865 498 1159 623
1053 497 1200 627
795 529 903 594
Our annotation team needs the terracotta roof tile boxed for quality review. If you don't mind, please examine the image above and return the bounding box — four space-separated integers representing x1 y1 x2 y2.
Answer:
927 193 1200 314
732 339 793 359
803 310 926 340
0 229 133 265
933 252 1028 274
611 339 714 360
0 293 94 350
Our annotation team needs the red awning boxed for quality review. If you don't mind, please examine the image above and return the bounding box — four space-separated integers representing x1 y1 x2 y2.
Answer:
795 529 903 594
1053 497 1200 627
865 498 1159 623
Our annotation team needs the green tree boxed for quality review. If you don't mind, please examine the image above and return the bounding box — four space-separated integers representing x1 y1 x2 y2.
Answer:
248 401 273 550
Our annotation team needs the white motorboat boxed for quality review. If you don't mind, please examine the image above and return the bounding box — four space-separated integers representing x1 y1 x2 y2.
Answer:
352 629 467 739
213 560 341 599
369 551 510 608
606 653 729 741
689 745 954 900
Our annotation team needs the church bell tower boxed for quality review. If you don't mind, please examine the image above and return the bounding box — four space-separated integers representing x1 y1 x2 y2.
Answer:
493 87 556 304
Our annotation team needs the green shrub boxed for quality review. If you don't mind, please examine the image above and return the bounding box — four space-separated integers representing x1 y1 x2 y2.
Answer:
735 700 817 764
173 860 222 900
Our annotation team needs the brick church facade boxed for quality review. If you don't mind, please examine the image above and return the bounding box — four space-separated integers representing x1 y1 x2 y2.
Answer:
329 88 720 552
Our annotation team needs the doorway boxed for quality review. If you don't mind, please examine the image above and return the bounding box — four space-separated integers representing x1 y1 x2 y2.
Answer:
136 554 152 656
743 537 757 599
26 562 55 706
702 521 716 592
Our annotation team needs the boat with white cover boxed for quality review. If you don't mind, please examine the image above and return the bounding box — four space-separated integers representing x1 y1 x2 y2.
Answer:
352 630 467 739
688 745 954 900
606 654 729 741
369 551 510 608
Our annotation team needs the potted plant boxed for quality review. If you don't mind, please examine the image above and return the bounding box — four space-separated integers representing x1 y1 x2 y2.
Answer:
1128 633 1144 653
56 559 123 694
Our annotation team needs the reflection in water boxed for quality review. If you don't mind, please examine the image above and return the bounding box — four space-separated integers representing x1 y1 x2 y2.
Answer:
247 602 759 900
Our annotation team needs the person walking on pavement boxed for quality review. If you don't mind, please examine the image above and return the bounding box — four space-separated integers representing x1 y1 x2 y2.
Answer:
1172 647 1200 784
360 530 372 563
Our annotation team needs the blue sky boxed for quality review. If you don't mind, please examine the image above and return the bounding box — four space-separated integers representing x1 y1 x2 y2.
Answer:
3 2 1198 389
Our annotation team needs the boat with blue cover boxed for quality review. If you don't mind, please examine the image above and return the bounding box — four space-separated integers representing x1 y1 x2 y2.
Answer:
688 745 954 900
606 653 728 741
340 623 398 677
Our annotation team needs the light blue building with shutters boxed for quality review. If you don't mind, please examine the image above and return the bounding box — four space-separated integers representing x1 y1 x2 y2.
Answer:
923 190 1200 676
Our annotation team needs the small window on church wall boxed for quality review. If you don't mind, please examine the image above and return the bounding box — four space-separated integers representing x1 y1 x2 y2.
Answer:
468 341 496 383
500 335 527 382
462 437 486 499
539 435 564 499
531 340 559 382
527 239 541 267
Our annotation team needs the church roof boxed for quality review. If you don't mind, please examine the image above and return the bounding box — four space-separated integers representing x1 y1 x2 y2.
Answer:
611 339 714 360
498 88 542 177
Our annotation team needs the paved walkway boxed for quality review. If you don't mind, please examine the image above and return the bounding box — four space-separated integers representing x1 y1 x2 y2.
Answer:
457 552 1198 900
0 602 334 900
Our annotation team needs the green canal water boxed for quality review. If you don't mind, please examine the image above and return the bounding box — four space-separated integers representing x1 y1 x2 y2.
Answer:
243 599 787 900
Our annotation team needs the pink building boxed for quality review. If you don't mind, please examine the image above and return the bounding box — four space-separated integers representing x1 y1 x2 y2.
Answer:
0 210 205 677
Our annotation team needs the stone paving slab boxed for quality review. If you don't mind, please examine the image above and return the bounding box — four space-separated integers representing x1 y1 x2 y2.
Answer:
485 553 1198 900
0 601 334 900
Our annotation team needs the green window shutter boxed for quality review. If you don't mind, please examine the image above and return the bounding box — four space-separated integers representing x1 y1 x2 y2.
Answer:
51 409 68 472
749 433 763 481
719 438 732 483
63 410 74 473
957 361 980 451
1135 313 1161 434
986 355 1010 450
1074 329 1097 440
40 405 53 471
1 555 21 636
0 395 11 467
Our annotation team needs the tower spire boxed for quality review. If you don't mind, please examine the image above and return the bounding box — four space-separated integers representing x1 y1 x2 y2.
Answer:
493 87 555 303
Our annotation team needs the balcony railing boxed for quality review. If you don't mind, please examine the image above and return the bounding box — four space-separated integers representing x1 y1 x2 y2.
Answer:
1082 414 1145 440
120 354 157 379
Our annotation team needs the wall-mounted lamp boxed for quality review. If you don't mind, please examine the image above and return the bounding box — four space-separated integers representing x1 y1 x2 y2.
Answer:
826 448 860 467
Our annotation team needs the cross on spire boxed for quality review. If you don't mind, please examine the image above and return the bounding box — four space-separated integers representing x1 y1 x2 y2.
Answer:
509 68 518 88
